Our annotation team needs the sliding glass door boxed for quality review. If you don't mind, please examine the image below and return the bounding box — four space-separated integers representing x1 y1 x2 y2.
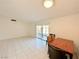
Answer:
36 25 49 40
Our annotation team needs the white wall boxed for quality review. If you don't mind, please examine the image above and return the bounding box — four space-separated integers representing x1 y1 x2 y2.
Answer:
0 17 33 40
27 23 36 38
49 13 79 49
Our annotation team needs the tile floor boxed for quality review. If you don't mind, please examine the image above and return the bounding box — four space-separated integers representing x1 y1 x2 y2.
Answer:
0 37 78 59
0 38 49 59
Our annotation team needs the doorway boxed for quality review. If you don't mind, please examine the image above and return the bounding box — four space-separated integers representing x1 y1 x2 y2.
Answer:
36 25 49 40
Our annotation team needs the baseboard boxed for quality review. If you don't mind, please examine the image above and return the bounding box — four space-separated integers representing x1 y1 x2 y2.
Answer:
0 36 35 41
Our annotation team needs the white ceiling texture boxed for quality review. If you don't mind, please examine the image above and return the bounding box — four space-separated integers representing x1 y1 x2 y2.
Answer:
0 0 79 22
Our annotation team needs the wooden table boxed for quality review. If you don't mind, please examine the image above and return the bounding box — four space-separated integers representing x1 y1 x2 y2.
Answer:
48 38 74 59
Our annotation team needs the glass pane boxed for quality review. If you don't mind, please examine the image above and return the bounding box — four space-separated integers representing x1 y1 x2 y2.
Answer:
36 25 42 38
36 25 49 40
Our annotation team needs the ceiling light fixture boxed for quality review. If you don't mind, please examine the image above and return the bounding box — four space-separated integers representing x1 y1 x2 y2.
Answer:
43 0 54 8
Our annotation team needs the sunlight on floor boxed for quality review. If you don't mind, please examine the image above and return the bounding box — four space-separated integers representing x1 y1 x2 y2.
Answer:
0 38 49 59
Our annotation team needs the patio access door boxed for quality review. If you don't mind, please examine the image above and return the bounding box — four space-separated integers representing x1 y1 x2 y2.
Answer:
36 25 49 40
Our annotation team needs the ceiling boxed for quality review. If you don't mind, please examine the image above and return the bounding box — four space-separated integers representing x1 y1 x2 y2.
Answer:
0 0 79 22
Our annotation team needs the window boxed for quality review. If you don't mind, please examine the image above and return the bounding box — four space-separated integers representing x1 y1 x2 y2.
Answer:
36 25 49 40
